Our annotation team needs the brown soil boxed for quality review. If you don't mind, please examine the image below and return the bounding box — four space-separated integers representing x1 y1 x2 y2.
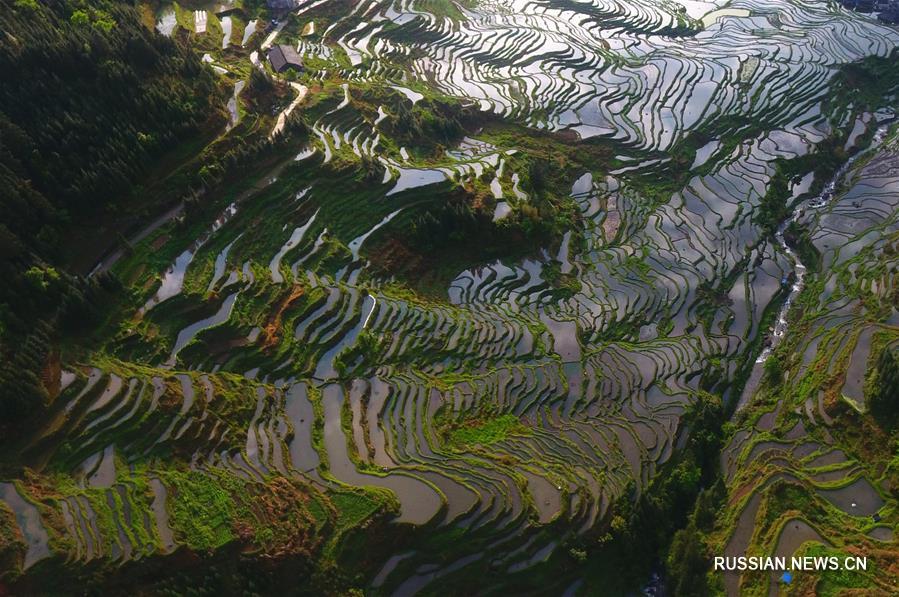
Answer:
261 285 305 351
234 477 320 559
367 238 425 276
151 235 170 251
40 350 61 401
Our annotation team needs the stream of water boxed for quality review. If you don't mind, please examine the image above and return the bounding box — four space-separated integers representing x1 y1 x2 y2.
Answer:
756 117 895 364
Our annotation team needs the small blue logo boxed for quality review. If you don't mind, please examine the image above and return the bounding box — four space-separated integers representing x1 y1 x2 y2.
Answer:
781 571 793 584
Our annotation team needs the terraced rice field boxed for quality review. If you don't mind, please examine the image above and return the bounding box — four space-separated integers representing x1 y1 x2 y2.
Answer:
5 0 899 594
714 117 899 595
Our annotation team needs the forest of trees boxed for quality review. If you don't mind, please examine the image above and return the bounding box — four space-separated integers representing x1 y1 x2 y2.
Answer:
870 346 899 428
0 0 220 437
576 392 726 594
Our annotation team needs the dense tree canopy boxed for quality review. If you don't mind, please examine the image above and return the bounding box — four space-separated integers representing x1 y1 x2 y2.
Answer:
0 0 220 433
870 346 899 428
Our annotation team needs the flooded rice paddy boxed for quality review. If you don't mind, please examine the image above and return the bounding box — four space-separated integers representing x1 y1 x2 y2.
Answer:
12 0 899 592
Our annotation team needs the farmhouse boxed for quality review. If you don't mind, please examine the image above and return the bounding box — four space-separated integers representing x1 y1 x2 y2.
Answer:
267 44 304 73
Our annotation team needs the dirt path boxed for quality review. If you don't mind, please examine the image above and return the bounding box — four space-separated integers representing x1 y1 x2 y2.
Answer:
271 82 309 139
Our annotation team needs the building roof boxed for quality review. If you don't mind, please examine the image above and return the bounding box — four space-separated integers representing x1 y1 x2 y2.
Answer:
267 44 303 72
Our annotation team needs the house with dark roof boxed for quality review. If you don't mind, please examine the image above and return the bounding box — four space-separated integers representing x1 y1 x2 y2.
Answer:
267 45 303 73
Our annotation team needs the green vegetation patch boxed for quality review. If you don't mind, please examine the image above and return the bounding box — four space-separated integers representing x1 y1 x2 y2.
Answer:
0 502 25 577
799 543 876 594
164 470 244 551
331 491 381 530
449 414 531 446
